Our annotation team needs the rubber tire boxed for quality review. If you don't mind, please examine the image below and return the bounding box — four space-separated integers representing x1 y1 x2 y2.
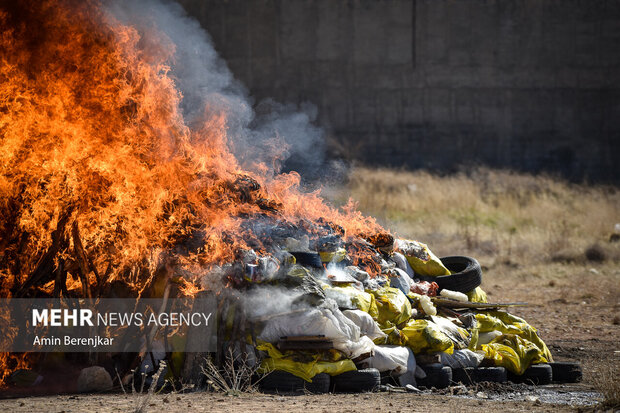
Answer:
549 362 582 383
451 367 474 385
260 371 330 393
508 364 553 385
417 364 452 389
417 256 482 293
472 367 507 383
332 368 380 393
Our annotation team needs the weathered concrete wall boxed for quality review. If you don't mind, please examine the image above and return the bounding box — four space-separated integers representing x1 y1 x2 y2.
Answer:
179 0 620 182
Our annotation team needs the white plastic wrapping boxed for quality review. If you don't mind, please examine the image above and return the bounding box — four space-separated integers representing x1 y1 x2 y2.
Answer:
440 349 484 368
342 309 387 341
257 299 375 358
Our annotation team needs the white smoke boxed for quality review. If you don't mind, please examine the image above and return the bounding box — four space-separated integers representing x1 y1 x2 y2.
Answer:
105 0 327 179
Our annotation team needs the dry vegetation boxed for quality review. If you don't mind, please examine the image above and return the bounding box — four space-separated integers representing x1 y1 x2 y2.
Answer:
324 167 620 270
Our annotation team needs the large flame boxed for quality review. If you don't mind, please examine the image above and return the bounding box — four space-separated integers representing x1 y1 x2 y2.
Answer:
0 1 381 297
0 0 385 386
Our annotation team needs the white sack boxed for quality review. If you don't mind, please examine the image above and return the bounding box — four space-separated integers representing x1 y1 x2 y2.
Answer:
440 349 484 368
342 309 387 341
392 252 415 279
359 345 416 377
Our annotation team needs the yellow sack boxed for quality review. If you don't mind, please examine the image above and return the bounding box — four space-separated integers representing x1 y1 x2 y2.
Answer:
382 325 407 347
395 239 450 276
400 319 454 355
256 343 356 382
325 285 379 319
319 248 347 264
475 311 552 363
480 334 548 375
287 264 312 278
467 287 488 303
370 286 412 328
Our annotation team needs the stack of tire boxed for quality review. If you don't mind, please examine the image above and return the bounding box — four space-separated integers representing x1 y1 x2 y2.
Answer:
259 369 381 394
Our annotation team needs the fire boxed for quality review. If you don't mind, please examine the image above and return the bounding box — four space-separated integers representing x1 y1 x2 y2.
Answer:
0 0 383 384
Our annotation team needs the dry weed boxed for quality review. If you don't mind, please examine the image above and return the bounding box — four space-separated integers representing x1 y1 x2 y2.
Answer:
591 360 620 409
201 347 260 395
325 167 620 270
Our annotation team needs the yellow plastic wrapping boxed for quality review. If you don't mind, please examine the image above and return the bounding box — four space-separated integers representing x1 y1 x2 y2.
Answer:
395 239 450 276
480 334 548 375
319 248 347 263
400 319 454 355
325 285 379 319
287 264 312 278
475 311 552 362
256 343 356 382
475 311 552 374
467 287 488 303
370 286 412 328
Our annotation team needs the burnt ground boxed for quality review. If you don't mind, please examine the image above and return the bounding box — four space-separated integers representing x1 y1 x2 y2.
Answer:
0 261 618 412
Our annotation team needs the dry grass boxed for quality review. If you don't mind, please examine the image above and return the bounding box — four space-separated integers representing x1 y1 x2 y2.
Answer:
201 347 260 395
323 167 620 271
591 359 620 409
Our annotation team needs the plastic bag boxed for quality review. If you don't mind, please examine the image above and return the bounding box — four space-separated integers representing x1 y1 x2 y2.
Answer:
480 334 548 375
467 287 488 303
440 349 484 368
342 309 387 341
258 305 360 345
336 335 376 360
401 319 454 354
324 285 378 319
319 248 347 263
475 311 552 374
358 345 415 376
257 300 376 359
478 330 502 345
257 343 356 382
431 315 470 349
370 286 412 328
391 252 415 278
475 311 553 362
387 268 412 295
395 239 450 277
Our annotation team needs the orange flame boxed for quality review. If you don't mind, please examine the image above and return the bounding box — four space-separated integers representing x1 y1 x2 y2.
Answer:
0 0 384 384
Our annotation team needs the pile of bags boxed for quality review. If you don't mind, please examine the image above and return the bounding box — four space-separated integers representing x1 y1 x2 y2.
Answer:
237 236 553 390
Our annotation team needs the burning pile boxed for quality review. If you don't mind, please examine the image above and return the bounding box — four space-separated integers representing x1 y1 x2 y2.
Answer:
0 0 570 393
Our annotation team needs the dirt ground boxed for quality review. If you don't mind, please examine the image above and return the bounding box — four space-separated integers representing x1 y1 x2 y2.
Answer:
0 390 587 413
1 259 617 412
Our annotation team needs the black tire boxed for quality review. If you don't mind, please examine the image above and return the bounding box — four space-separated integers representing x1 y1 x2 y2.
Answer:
417 256 482 293
451 367 474 385
332 368 380 393
549 362 582 383
508 364 553 385
290 252 323 269
417 364 452 389
473 367 507 383
259 370 330 393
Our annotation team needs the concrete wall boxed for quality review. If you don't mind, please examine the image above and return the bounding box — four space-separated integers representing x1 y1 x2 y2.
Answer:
179 0 620 183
